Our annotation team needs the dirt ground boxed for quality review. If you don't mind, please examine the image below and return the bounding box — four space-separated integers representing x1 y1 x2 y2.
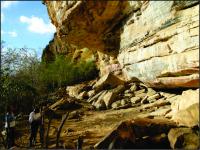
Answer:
13 101 170 149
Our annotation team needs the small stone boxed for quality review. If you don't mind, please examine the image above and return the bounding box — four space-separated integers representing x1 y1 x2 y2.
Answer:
111 101 121 109
148 99 157 103
147 88 157 96
124 89 131 94
78 91 88 100
135 93 146 98
134 89 146 95
88 90 95 98
148 93 161 101
121 99 128 106
130 84 137 92
130 97 141 104
94 99 106 110
124 93 133 97
141 98 148 104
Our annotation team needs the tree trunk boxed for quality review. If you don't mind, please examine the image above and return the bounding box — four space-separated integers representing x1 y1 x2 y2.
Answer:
45 117 52 149
56 112 69 148
40 107 45 148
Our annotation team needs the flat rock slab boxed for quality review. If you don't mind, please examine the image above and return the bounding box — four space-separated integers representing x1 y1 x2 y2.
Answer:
94 118 177 149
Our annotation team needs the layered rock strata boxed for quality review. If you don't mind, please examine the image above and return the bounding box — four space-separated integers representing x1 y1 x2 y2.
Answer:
43 1 199 88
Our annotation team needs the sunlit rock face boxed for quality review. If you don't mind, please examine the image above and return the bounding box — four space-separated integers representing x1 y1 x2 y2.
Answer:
44 0 199 88
42 32 96 63
118 1 199 88
42 33 73 62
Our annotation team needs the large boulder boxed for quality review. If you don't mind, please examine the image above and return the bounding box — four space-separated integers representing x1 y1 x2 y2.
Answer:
49 98 82 111
66 81 95 99
169 89 199 127
87 90 95 98
88 90 106 103
94 118 176 149
168 127 199 149
66 84 87 99
92 91 108 110
92 85 125 109
94 99 106 110
171 103 199 128
93 73 125 92
105 85 125 108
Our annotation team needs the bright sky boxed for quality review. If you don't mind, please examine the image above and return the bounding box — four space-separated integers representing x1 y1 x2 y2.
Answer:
1 1 56 58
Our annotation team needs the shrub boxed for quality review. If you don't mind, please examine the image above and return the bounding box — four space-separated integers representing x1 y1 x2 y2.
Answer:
0 42 98 115
41 55 98 90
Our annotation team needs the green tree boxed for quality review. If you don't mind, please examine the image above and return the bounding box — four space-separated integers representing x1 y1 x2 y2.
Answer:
0 43 99 116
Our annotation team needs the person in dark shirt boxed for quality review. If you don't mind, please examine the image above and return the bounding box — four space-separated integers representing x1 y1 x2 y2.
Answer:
5 106 16 149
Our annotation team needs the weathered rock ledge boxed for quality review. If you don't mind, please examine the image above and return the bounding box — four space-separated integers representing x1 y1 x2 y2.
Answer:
43 1 199 88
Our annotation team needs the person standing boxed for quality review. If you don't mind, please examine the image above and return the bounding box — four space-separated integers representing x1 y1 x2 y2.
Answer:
5 106 16 149
29 107 41 147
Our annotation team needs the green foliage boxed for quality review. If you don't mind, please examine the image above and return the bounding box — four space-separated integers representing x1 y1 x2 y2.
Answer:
0 45 40 114
0 42 98 116
41 55 98 90
0 76 36 113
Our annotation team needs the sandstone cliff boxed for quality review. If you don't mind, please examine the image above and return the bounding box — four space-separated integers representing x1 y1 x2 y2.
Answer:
43 1 199 88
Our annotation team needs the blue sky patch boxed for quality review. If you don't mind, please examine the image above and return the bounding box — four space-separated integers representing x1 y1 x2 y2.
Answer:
1 1 56 58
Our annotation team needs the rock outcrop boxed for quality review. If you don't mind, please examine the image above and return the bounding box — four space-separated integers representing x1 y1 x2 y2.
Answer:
42 33 96 63
43 1 199 88
118 1 199 88
168 127 199 149
93 73 125 92
169 89 199 127
40 2 200 148
94 118 176 149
